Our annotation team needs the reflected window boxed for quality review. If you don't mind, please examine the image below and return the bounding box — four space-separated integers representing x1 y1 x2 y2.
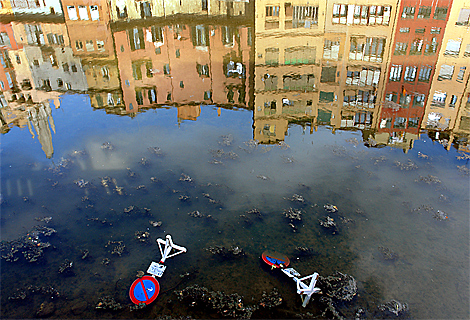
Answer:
264 74 278 91
132 61 143 80
285 46 315 65
431 91 447 107
129 28 145 51
264 100 277 115
424 37 438 55
140 2 152 18
151 26 164 43
96 40 105 52
349 37 385 62
116 5 128 19
90 5 99 20
265 47 279 65
394 42 408 55
75 40 83 51
136 89 143 105
266 5 279 16
415 28 425 34
204 91 212 100
402 6 415 19
389 64 402 81
285 4 319 28
464 44 470 57
86 40 94 51
430 27 441 34
404 66 417 82
456 8 470 26
332 4 348 24
457 67 466 82
148 88 157 103
202 0 208 11
78 6 89 20
386 92 398 103
399 27 410 33
409 39 423 55
222 26 234 46
71 64 77 72
438 65 454 80
265 6 280 29
196 63 209 77
146 61 153 78
394 117 407 128
192 25 209 47
62 63 69 72
418 65 432 82
0 32 10 47
57 78 63 87
449 95 458 108
417 6 431 19
434 7 448 20
163 63 170 75
321 66 336 83
282 74 314 91
67 6 78 20
444 39 462 56
413 94 425 107
324 39 340 60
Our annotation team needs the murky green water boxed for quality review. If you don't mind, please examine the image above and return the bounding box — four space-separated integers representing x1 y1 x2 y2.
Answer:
1 99 469 319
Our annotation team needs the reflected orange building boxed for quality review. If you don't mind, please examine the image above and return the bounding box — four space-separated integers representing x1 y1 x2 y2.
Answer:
377 0 452 151
113 19 253 115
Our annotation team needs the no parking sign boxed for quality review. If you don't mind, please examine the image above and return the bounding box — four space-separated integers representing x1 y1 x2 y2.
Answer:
129 276 160 305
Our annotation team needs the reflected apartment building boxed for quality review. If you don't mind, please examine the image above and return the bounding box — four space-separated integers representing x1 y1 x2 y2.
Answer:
113 19 253 118
107 0 249 21
378 0 452 151
253 0 398 143
61 0 124 113
423 0 470 149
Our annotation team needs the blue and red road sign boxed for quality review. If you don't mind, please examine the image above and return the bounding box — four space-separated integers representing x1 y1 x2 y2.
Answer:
129 276 160 305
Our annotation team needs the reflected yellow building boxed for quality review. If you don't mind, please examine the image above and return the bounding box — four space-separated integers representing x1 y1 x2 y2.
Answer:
253 0 398 143
423 0 470 140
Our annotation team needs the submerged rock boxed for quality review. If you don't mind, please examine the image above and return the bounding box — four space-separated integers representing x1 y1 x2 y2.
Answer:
96 295 123 311
258 288 283 309
58 259 74 275
433 210 449 221
0 226 56 263
378 299 408 317
176 284 256 318
378 246 399 261
318 272 357 301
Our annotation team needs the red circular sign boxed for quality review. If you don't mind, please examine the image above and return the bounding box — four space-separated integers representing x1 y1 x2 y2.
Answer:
129 276 160 305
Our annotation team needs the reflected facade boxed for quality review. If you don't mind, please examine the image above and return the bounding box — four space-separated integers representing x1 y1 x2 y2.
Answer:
0 0 469 153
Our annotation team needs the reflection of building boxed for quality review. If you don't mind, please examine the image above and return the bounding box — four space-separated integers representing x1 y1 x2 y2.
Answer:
8 21 88 92
0 0 13 15
61 0 124 112
0 23 19 91
113 20 253 114
253 0 398 143
109 0 249 21
9 0 62 15
423 0 470 140
27 103 55 158
377 0 452 151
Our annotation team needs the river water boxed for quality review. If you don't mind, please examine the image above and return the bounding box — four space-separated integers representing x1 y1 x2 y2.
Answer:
1 1 470 319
